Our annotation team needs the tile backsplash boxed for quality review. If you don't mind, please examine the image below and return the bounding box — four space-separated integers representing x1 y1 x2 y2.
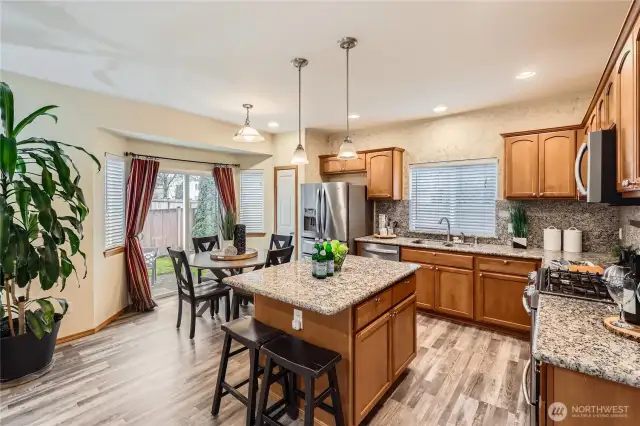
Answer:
620 206 640 248
374 199 620 253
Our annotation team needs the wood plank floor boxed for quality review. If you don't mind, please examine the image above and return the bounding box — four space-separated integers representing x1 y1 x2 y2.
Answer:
0 296 530 426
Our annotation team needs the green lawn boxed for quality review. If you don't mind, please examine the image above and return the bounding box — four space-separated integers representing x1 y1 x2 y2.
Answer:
150 257 198 277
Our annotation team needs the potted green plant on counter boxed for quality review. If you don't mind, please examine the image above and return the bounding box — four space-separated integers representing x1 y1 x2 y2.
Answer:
0 82 100 383
219 209 237 253
509 202 528 249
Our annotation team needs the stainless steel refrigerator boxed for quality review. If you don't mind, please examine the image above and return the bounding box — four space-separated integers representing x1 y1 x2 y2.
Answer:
300 182 372 259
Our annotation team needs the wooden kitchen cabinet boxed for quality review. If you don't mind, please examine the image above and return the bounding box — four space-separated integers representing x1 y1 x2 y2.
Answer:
354 312 391 425
411 263 435 310
475 271 530 331
434 266 474 319
320 156 345 174
391 295 417 380
616 34 636 192
504 134 539 198
344 153 366 172
538 130 576 198
366 148 403 200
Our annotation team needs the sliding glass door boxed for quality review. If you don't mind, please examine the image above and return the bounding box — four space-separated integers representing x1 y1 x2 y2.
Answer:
141 172 219 298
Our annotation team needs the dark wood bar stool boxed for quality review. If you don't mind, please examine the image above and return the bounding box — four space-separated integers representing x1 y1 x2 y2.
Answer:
211 316 290 426
256 334 345 426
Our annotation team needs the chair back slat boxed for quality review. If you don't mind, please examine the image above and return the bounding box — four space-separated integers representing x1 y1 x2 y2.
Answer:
269 234 294 250
167 247 196 298
193 235 220 253
265 245 295 268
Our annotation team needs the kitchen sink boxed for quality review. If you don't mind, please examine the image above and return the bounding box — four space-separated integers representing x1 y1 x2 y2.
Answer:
411 239 470 247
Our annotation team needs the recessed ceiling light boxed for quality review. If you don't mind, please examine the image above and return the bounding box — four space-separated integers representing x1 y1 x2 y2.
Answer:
267 121 279 128
433 105 448 113
516 71 536 80
348 113 360 119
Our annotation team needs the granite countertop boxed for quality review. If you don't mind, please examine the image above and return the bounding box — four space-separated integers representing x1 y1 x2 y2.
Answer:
222 256 420 316
355 236 615 267
533 294 640 388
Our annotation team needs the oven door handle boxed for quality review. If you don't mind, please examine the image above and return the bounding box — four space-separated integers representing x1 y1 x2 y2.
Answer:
575 141 588 196
521 359 532 406
522 286 532 315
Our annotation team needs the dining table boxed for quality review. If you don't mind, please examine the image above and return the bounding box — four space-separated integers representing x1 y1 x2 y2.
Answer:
188 249 267 317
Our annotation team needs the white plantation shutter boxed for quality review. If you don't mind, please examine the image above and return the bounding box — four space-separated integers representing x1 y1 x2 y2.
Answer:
239 170 264 233
409 159 497 237
104 154 126 249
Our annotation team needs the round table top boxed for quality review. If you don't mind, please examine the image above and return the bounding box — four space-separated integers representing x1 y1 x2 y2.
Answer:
188 249 267 270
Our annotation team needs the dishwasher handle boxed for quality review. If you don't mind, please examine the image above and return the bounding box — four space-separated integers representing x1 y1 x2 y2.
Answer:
363 247 398 255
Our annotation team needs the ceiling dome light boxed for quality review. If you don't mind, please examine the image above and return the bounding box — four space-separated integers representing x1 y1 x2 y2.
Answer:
516 71 536 80
337 36 359 160
348 113 360 119
433 105 448 113
268 121 279 128
290 58 309 165
233 104 265 142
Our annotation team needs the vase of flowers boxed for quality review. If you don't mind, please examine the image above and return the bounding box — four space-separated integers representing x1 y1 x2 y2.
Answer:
509 202 528 249
219 210 237 254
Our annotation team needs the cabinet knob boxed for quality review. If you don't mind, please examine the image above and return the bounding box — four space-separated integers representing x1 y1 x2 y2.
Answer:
622 179 630 188
428 266 434 270
479 273 483 277
503 260 508 265
435 267 439 271
375 297 381 304
432 252 437 256
532 193 537 196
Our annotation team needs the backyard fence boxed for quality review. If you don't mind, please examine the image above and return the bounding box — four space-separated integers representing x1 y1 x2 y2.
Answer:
141 202 199 255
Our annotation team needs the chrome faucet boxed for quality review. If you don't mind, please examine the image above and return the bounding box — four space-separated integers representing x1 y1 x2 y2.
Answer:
439 217 451 242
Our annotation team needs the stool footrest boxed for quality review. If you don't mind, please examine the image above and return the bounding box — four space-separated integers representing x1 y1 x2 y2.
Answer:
229 346 248 357
314 386 332 407
221 381 249 406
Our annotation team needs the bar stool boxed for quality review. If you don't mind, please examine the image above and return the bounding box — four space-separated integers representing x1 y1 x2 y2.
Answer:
211 316 289 426
256 334 345 426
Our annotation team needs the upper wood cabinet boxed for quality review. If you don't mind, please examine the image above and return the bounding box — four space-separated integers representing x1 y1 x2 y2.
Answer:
504 130 576 199
319 156 346 174
605 79 616 129
344 153 366 172
504 134 539 198
365 148 403 200
616 34 636 192
538 130 576 198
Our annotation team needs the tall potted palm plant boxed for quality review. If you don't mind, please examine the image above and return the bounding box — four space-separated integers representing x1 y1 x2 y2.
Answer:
0 82 100 382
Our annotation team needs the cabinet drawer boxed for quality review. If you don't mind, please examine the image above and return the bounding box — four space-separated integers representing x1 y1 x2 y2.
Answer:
401 248 473 269
355 288 392 331
392 274 416 305
477 256 537 276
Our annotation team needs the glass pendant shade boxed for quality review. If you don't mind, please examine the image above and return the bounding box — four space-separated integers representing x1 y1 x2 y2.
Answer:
233 125 264 143
291 144 309 164
337 136 357 160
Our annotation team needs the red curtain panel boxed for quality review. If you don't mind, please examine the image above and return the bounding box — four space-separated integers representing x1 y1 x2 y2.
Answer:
213 166 237 213
125 158 160 312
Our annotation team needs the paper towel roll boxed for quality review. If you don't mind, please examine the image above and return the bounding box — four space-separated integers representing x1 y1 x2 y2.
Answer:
563 227 583 253
544 226 562 251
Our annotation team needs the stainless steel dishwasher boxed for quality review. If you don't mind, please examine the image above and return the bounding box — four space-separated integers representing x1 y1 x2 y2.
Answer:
359 242 400 262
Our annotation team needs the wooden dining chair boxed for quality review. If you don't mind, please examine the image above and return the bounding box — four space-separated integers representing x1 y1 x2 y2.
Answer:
269 234 294 250
192 235 220 282
167 247 231 339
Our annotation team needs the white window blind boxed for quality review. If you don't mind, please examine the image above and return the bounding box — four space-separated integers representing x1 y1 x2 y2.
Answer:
239 170 264 233
409 158 498 237
104 154 126 249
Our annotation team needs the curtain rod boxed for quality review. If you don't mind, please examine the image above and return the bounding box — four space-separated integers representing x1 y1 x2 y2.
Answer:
124 152 240 168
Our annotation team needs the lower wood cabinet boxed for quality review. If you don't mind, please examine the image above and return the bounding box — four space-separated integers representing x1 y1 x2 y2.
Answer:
354 293 417 424
434 266 474 319
410 262 435 310
475 271 530 331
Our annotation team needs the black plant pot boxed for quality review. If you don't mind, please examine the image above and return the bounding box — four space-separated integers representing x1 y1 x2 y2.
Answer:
0 314 62 382
234 224 247 254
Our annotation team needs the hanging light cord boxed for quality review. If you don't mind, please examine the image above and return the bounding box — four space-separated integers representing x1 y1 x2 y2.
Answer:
345 46 350 139
245 106 250 126
298 62 302 147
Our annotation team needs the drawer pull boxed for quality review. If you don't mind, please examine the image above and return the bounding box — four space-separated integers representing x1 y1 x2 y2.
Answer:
479 273 483 277
428 266 434 270
503 260 508 265
374 296 381 304
435 267 439 271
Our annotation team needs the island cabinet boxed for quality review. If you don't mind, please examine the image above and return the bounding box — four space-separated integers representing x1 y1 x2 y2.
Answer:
539 363 640 425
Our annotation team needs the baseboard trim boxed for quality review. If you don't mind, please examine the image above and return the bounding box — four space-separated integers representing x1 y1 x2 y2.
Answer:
56 306 128 345
418 309 530 340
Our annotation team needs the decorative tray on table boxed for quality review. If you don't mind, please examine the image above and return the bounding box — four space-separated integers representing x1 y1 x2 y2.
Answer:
209 248 258 261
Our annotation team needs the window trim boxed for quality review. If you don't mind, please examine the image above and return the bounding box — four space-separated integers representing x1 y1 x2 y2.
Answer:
104 153 126 252
408 158 498 237
239 169 265 234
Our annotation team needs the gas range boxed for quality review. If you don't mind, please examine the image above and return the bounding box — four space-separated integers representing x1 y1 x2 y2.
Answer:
536 266 614 304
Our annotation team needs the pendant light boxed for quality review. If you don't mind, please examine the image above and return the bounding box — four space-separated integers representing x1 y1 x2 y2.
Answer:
291 57 310 164
337 36 358 160
233 104 265 142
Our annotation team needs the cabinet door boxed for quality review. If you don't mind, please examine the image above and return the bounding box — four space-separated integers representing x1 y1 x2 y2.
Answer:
605 79 616 129
354 312 391 424
616 36 636 192
538 130 576 198
391 295 417 380
343 153 366 172
366 151 394 198
597 98 605 131
504 135 539 198
413 263 435 310
589 111 598 133
434 266 474 319
320 157 345 174
475 271 530 331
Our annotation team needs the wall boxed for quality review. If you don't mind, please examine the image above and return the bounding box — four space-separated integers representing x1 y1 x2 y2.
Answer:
620 206 640 248
3 71 275 338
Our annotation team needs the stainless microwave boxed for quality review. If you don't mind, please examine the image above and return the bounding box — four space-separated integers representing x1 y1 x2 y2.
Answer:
575 129 639 205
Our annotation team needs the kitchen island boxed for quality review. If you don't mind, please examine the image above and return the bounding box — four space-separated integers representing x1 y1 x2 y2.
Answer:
223 256 420 426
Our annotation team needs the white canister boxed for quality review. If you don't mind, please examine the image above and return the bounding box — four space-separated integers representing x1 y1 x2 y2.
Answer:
543 226 562 251
563 227 583 253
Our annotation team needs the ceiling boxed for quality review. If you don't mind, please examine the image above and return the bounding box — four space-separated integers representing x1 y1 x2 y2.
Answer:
0 1 631 133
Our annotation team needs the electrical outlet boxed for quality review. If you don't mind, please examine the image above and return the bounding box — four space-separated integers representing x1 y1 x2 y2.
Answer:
508 223 513 234
292 309 303 330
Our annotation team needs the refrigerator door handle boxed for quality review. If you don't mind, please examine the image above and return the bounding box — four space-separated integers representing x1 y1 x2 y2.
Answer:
315 188 322 237
320 188 327 239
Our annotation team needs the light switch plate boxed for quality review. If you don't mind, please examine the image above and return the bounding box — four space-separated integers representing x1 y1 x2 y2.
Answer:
508 223 513 234
293 309 303 330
